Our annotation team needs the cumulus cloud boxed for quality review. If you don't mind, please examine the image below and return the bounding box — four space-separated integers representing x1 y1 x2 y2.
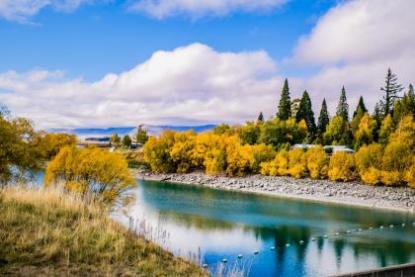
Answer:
0 0 94 22
128 0 287 19
291 0 415 114
0 43 282 129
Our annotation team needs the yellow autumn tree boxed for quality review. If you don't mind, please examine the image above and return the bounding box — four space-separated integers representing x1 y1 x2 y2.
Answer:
225 136 252 176
260 150 290 176
143 131 176 173
170 131 196 173
287 149 308 178
306 147 329 179
328 152 356 182
380 116 415 185
404 157 415 188
354 144 383 185
37 132 77 159
354 113 377 149
45 146 135 207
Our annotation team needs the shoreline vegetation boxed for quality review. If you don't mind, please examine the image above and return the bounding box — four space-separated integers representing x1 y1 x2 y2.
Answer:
136 170 415 213
140 71 415 191
0 187 207 277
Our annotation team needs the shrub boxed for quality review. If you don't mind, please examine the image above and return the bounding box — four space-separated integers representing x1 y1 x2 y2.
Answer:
287 149 308 178
143 131 176 173
380 170 402 186
404 158 415 188
354 144 383 185
306 147 329 179
45 146 135 207
170 131 196 173
249 144 275 173
260 150 289 176
225 136 252 176
237 121 260 145
328 152 356 182
259 117 307 149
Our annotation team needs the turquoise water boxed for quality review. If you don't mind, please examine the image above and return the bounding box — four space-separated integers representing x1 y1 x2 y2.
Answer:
116 180 415 276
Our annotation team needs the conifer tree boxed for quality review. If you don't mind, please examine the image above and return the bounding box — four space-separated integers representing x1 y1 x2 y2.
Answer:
296 90 316 137
336 86 349 121
380 68 403 117
257 111 264 122
351 96 368 133
353 96 367 118
392 84 415 123
277 79 291 120
317 98 330 136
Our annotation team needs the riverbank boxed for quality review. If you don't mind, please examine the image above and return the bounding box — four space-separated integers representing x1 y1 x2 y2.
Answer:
0 187 207 276
135 171 415 213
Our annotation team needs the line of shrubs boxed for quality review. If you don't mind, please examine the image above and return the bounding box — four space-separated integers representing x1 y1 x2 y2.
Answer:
143 116 415 188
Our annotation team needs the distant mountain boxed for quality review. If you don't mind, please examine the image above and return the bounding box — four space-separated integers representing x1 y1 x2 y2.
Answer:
49 124 216 139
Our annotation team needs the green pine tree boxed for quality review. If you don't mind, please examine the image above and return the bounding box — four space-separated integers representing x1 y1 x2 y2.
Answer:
296 90 316 137
257 111 264 122
393 83 415 123
336 86 349 121
277 78 291 120
352 96 367 118
380 68 403 117
317 98 330 136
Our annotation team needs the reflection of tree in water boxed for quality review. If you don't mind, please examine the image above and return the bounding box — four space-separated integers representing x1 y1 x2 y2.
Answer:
158 210 235 230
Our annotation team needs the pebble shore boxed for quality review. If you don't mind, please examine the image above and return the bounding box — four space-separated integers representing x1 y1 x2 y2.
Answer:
135 171 415 213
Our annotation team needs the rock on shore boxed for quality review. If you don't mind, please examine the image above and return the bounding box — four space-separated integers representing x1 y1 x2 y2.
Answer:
135 170 415 213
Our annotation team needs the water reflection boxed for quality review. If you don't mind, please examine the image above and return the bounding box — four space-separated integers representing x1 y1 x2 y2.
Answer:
116 180 415 276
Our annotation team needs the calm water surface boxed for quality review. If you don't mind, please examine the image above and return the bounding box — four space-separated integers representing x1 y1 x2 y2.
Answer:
115 180 415 276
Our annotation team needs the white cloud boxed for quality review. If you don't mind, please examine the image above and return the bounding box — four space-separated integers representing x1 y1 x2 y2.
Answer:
128 0 286 19
0 43 282 129
0 0 94 22
290 0 415 115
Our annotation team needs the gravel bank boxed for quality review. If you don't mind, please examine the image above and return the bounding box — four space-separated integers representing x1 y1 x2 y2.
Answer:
135 171 415 213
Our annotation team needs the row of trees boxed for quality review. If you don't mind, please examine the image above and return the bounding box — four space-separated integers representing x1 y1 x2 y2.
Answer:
143 68 415 187
271 69 415 147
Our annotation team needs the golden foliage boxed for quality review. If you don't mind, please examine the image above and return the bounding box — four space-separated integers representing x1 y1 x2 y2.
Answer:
37 133 77 159
306 147 329 179
328 152 356 182
45 146 135 207
404 159 415 188
354 113 377 148
287 149 307 178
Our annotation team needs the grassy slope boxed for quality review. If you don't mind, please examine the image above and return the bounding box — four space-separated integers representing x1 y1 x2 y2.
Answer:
0 188 208 277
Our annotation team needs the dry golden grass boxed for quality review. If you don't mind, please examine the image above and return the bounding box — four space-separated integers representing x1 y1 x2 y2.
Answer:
0 187 208 277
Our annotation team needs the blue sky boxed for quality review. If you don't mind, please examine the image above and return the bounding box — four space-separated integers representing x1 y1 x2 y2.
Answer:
0 0 333 80
0 0 414 128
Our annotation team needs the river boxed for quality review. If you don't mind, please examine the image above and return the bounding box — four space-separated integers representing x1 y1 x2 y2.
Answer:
114 179 415 276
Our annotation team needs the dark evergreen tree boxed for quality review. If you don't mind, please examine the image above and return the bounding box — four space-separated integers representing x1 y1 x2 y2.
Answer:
257 111 264 122
380 68 403 117
352 96 367 118
317 98 330 136
336 86 349 121
393 84 415 123
277 78 291 120
296 90 316 137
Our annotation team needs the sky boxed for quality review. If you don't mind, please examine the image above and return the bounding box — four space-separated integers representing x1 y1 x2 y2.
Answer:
0 0 414 129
